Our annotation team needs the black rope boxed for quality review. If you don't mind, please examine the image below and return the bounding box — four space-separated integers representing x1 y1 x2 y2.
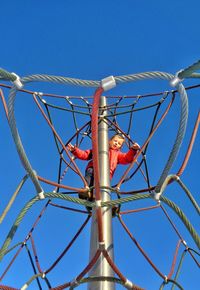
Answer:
37 95 62 154
25 244 43 290
65 97 79 143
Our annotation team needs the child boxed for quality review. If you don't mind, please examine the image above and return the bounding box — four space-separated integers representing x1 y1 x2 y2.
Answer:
67 134 140 200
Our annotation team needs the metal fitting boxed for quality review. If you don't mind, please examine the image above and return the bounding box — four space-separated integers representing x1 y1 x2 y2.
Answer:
95 200 102 208
38 191 45 200
20 284 28 290
70 278 79 287
11 72 23 89
101 75 116 91
124 279 133 289
170 70 184 87
99 241 105 250
151 191 161 202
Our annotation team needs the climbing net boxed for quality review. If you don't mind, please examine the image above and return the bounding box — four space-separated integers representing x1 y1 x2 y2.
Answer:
0 62 199 289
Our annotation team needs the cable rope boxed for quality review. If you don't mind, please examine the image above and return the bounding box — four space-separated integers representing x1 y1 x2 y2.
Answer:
68 276 144 290
118 214 166 279
45 215 91 274
178 59 200 79
65 97 79 135
4 70 185 197
24 244 43 290
42 99 62 154
33 93 88 187
0 188 199 265
159 278 184 290
112 92 170 188
171 249 187 290
38 96 91 115
117 92 175 188
177 111 200 177
0 174 29 224
0 62 199 288
2 79 200 98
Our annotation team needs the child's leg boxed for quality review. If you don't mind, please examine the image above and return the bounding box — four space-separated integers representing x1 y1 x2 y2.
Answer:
85 167 94 187
79 167 94 212
79 167 94 200
85 167 94 200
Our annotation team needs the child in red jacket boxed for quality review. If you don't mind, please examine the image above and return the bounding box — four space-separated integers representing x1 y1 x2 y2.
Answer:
68 134 140 199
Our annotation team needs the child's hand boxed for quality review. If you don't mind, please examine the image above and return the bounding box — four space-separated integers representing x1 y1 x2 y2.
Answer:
67 143 75 152
131 142 140 150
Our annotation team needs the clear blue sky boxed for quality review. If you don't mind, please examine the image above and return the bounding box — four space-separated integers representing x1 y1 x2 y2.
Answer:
0 1 199 289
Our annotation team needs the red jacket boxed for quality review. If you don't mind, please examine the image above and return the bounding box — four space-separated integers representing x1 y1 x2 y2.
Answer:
72 147 137 179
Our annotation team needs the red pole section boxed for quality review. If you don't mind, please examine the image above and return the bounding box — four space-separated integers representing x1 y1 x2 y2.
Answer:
91 87 104 243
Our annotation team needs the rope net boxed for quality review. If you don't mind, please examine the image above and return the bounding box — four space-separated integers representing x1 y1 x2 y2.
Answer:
0 66 199 289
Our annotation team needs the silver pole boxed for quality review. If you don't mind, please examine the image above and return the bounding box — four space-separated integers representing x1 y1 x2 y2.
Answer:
88 96 115 290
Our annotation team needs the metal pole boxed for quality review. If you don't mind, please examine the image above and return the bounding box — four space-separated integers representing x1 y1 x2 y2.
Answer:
88 96 115 290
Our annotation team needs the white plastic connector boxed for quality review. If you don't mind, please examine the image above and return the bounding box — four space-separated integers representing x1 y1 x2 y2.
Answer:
41 272 46 279
99 114 105 119
164 275 168 283
34 92 43 97
21 284 28 290
95 200 102 208
101 75 116 91
170 76 183 87
11 72 23 89
170 70 184 87
38 191 45 200
66 96 72 105
151 191 161 202
124 279 133 289
182 240 187 247
70 278 79 287
99 241 105 250
25 234 31 241
174 175 180 181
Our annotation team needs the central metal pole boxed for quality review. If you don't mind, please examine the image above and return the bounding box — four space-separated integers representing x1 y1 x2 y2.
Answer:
88 96 115 290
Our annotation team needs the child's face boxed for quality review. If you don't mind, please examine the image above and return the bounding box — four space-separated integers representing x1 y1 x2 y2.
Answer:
109 136 124 150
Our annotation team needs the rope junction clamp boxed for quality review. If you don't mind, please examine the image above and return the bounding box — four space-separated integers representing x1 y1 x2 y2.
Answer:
174 175 180 181
70 278 79 287
66 96 73 105
34 92 43 97
99 241 105 250
101 75 116 91
31 170 45 199
95 200 102 208
38 191 45 200
170 70 184 87
124 279 133 289
182 240 188 247
150 191 161 202
20 284 28 290
11 72 23 89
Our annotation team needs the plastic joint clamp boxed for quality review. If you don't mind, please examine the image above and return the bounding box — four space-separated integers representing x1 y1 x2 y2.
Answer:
170 70 184 87
101 75 116 91
11 72 23 89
